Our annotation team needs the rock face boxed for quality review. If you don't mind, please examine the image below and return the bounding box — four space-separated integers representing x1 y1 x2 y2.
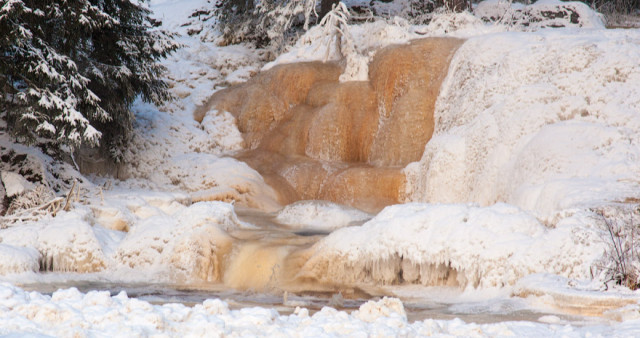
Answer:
196 38 464 212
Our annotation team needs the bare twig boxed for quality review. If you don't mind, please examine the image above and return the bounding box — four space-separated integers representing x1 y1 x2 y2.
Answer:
63 180 77 212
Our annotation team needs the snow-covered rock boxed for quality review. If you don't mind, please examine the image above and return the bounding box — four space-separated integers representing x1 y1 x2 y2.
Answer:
37 214 107 273
0 172 34 198
405 28 640 221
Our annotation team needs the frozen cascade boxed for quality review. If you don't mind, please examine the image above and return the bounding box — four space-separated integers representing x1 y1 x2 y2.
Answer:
196 37 463 213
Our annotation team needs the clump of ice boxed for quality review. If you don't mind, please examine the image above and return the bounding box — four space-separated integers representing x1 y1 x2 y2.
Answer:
276 200 371 231
405 28 640 222
301 203 604 288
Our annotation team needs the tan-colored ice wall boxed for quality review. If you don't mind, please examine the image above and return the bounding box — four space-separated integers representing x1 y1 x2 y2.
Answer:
196 38 463 212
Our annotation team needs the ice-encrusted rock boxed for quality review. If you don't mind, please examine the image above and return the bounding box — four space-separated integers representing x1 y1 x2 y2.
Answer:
276 200 371 231
300 203 604 288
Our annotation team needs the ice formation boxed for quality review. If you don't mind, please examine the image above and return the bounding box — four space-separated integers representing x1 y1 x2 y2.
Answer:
114 201 238 282
197 38 462 212
298 203 605 288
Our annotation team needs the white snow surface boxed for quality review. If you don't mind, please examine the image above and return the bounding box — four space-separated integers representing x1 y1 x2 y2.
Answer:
1 283 640 337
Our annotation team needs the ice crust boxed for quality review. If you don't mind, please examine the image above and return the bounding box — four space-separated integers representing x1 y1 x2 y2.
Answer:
0 191 243 282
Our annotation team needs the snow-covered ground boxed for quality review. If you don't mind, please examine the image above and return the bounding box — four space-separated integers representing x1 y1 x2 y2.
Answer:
1 0 640 335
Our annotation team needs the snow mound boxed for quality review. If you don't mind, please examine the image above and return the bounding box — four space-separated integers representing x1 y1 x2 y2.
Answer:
300 203 604 288
114 202 236 281
405 29 640 221
354 297 407 323
276 200 371 231
0 245 40 274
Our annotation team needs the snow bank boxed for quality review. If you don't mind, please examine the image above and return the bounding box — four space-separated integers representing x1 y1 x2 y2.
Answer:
0 188 246 282
265 0 605 74
2 209 107 274
300 203 604 288
405 28 640 221
0 283 637 336
276 200 371 231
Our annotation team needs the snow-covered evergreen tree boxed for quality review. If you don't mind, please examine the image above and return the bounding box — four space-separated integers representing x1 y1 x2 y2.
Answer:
0 0 177 161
